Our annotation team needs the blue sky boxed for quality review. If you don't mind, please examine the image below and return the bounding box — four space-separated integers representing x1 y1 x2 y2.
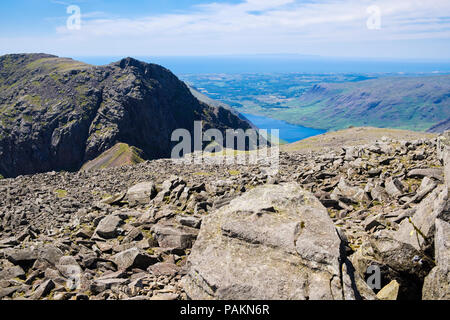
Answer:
1 0 450 59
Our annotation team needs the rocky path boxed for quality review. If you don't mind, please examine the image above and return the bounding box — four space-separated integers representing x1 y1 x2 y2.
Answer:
0 131 448 300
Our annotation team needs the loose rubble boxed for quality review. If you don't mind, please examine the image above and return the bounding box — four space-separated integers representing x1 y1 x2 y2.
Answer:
0 131 449 300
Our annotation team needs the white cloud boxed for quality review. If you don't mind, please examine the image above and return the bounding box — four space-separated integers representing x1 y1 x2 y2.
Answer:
58 0 450 37
2 0 450 58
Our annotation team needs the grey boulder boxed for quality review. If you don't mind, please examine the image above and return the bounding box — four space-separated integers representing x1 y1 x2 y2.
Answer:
395 185 448 252
182 183 367 300
422 219 450 300
112 247 157 271
4 248 38 269
94 215 123 239
331 178 370 204
126 182 157 206
407 168 444 183
151 224 198 250
0 265 25 280
385 177 405 199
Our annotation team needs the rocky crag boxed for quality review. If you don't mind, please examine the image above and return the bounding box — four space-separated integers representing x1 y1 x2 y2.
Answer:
0 54 253 178
0 129 448 300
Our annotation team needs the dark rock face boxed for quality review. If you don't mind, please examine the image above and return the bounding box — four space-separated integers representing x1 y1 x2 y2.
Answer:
0 54 253 178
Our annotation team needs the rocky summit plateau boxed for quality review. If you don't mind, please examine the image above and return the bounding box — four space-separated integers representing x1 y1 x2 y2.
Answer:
0 53 448 301
0 125 449 300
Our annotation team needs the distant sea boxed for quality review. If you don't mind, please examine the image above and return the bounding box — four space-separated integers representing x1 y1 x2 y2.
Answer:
75 55 450 74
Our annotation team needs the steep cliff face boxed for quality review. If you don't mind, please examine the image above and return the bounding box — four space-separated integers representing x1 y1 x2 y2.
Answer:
0 54 253 178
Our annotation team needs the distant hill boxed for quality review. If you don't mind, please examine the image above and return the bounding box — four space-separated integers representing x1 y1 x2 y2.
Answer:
282 127 436 153
0 54 254 178
281 75 450 132
182 73 450 133
80 143 145 171
427 117 450 133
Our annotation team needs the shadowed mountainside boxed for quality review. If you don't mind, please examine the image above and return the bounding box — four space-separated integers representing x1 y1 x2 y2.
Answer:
0 54 254 178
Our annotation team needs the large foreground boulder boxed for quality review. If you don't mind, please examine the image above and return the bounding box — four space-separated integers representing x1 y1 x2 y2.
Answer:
181 182 370 300
422 219 450 300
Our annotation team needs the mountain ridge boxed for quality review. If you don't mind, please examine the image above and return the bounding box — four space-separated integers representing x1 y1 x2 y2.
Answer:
428 117 450 133
272 75 450 132
0 53 254 178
